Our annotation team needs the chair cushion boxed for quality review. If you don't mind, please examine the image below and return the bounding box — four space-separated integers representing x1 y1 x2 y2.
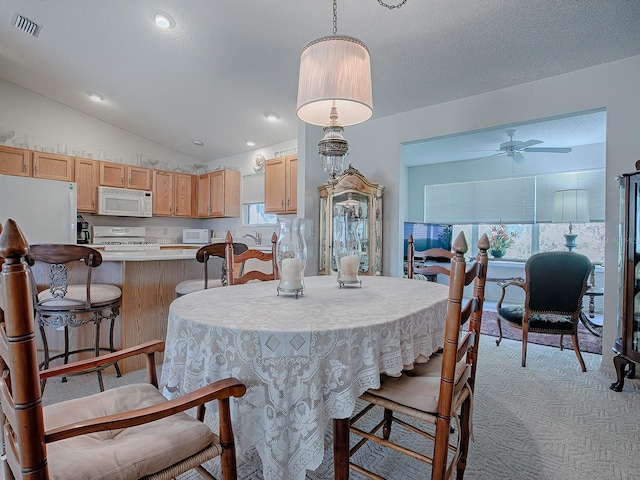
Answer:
498 305 574 332
175 278 223 295
38 284 121 307
44 383 217 480
366 353 467 413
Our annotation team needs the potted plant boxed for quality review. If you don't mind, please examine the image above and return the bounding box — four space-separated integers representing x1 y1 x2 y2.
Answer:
487 222 518 258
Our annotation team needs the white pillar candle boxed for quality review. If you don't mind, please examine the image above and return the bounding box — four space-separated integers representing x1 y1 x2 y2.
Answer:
340 254 359 281
281 257 303 290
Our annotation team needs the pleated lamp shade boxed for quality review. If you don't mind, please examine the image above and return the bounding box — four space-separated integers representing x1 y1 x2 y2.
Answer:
552 190 590 224
297 36 373 126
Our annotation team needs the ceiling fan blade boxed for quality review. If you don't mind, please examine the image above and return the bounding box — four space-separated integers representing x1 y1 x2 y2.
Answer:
516 139 543 149
523 147 572 153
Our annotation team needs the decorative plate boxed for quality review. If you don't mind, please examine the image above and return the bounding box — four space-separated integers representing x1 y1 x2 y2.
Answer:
253 153 265 172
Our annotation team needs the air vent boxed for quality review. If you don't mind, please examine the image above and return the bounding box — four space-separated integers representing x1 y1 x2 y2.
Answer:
12 12 41 37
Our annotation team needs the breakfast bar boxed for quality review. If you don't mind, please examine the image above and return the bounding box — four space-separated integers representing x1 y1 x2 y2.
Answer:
31 247 204 373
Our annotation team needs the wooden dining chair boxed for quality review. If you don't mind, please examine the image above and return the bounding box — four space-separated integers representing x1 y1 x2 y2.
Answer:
224 230 279 285
0 218 247 480
495 250 592 371
26 243 123 392
175 242 249 296
345 232 489 480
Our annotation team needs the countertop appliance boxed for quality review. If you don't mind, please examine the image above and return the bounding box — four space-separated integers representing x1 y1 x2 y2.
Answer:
77 214 90 244
182 228 209 244
0 175 77 244
92 226 161 251
97 186 152 217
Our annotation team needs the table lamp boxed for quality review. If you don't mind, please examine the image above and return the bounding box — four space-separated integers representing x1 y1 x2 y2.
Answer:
552 189 589 251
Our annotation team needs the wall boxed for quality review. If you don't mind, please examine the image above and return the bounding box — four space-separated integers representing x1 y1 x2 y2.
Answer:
301 54 640 373
0 78 198 168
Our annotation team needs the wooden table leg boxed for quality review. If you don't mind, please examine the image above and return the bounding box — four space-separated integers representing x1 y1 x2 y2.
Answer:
333 418 350 480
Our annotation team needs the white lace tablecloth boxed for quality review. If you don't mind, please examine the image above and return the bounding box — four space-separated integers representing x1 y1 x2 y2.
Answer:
160 275 449 480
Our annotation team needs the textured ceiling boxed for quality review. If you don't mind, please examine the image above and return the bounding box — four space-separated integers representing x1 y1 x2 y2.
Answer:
0 1 638 164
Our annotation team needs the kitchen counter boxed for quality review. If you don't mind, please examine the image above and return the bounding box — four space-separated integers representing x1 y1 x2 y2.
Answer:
100 249 200 261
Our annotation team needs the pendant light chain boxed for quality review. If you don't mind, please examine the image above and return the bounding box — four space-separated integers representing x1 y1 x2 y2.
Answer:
333 0 409 36
377 0 408 9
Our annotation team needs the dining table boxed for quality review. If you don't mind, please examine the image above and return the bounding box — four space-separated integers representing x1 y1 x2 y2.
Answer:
159 274 449 480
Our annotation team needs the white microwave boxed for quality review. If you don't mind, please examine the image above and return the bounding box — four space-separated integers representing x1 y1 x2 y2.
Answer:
98 186 153 217
183 228 209 244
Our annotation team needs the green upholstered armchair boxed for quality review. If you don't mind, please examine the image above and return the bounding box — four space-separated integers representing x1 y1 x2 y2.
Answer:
495 250 592 371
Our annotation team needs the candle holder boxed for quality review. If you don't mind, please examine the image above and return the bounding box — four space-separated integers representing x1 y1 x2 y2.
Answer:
276 217 307 298
334 205 362 288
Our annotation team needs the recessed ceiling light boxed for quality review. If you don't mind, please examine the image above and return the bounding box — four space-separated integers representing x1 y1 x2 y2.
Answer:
265 113 280 122
154 11 175 29
246 140 256 147
193 140 203 146
88 92 104 102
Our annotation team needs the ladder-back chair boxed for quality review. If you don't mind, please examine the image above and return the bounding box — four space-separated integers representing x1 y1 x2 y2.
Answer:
344 232 489 480
224 231 279 285
175 242 249 296
0 218 247 480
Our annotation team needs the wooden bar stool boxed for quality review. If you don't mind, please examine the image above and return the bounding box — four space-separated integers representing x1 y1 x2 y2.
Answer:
27 244 122 391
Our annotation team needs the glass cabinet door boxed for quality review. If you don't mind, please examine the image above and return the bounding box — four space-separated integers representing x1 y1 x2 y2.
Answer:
318 165 384 276
612 171 640 391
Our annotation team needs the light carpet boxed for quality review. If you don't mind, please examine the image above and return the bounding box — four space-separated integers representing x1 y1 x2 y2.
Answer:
28 334 640 480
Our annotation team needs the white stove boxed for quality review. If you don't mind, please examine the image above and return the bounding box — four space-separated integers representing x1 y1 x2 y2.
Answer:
92 226 161 251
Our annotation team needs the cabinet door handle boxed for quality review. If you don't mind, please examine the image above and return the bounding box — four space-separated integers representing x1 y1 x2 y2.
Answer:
281 199 284 207
121 176 125 184
287 199 290 207
128 176 132 185
23 163 27 173
34 163 38 174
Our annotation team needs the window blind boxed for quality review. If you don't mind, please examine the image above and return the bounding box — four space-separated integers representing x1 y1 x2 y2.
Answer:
242 173 265 204
535 169 605 222
424 177 536 224
423 168 605 224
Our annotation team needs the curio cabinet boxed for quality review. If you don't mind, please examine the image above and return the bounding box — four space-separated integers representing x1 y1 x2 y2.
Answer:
611 169 640 391
318 165 384 277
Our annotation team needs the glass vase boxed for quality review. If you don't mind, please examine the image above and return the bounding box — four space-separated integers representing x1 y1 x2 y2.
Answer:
334 206 362 288
276 217 307 298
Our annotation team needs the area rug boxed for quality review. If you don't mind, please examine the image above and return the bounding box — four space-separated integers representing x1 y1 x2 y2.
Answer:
477 310 602 355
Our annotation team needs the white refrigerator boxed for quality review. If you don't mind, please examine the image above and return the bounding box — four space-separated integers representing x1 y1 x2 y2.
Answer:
0 175 77 244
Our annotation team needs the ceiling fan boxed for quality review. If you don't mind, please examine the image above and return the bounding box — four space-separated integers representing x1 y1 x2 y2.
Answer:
495 129 572 163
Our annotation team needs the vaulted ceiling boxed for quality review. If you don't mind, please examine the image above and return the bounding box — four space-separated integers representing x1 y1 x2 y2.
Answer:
0 1 638 163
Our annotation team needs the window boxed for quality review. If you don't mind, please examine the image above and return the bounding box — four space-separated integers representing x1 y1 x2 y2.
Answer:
243 173 277 225
425 169 605 263
246 203 277 225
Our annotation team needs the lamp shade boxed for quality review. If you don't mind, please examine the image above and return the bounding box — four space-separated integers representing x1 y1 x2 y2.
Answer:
552 189 590 223
297 36 373 127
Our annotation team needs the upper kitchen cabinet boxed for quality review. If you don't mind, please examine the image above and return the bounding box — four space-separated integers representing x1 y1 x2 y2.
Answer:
0 145 31 177
33 152 74 181
75 158 99 213
153 170 196 217
174 172 196 217
265 154 297 213
99 162 152 190
197 169 240 218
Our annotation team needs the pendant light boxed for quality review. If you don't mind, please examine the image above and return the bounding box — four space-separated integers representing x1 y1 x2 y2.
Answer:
296 0 373 182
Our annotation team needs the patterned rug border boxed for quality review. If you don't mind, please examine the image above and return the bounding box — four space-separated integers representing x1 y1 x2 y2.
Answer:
476 310 602 354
